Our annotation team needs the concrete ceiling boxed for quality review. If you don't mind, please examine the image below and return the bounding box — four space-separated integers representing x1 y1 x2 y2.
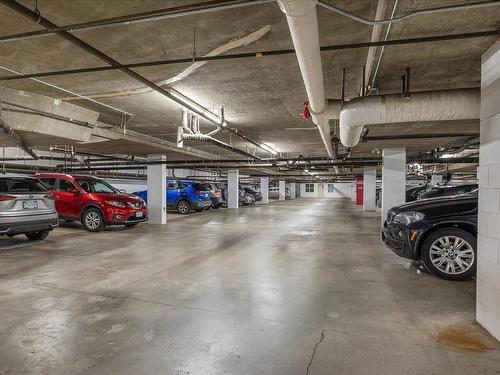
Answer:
0 0 497 165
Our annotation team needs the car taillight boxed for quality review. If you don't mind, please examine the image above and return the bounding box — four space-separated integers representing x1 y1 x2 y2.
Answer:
0 195 15 201
194 190 201 196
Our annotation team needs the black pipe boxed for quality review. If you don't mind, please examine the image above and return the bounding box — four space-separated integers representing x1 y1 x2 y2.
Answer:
0 29 497 82
0 0 264 43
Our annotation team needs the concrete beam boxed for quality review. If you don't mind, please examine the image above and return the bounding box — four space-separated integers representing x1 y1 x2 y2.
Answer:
279 180 286 201
477 40 500 340
147 154 167 224
260 177 269 204
228 170 239 209
363 166 376 211
381 148 406 224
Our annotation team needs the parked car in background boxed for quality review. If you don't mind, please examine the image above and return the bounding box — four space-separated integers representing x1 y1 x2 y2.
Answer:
242 191 255 205
34 173 147 232
417 183 477 200
206 182 223 208
215 182 227 207
381 191 477 281
134 180 211 214
268 186 291 199
406 183 431 202
243 186 262 201
0 176 58 240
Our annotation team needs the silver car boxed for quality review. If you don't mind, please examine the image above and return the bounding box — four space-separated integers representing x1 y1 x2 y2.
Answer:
0 176 58 241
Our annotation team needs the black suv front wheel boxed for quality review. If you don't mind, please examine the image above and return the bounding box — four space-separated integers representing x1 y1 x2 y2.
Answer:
421 228 476 281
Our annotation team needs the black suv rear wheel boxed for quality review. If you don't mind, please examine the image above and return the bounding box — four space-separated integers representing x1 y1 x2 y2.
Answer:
421 228 476 281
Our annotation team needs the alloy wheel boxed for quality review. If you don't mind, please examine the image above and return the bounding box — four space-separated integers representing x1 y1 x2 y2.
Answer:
429 235 475 275
85 211 101 230
178 201 190 214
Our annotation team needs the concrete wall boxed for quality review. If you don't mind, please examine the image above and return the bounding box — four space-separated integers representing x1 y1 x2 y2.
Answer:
300 182 355 199
324 182 355 199
300 183 319 197
477 40 500 340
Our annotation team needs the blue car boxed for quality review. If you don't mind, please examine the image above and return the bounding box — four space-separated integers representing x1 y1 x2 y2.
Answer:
134 180 211 214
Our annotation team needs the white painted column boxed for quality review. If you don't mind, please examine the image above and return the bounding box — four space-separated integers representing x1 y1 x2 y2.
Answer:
289 182 296 199
260 177 269 204
477 41 500 340
381 148 406 224
278 180 286 201
363 166 376 211
430 174 442 185
147 154 167 224
228 170 239 209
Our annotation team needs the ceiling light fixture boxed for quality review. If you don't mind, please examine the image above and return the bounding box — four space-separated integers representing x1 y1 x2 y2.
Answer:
259 143 278 155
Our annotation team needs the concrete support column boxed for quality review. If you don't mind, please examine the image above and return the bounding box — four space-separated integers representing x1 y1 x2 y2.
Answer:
228 170 239 209
278 180 286 201
289 182 296 199
477 41 500 340
381 148 406 224
260 177 269 204
363 166 376 211
431 174 442 185
147 154 167 224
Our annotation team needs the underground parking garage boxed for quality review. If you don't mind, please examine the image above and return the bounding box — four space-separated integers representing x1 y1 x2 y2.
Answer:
0 0 499 373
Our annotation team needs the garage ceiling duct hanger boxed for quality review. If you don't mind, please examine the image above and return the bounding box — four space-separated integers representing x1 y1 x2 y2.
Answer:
0 0 274 159
278 0 486 152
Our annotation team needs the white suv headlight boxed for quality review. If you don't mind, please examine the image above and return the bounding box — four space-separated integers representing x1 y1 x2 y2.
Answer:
106 200 126 208
393 211 425 225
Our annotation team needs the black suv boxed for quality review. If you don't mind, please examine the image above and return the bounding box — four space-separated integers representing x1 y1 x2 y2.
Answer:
417 183 477 200
381 192 477 281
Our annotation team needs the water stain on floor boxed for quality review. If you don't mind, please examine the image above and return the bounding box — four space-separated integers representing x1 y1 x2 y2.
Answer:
437 324 493 353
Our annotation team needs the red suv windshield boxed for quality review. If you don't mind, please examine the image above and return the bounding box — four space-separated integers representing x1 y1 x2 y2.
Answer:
76 178 118 194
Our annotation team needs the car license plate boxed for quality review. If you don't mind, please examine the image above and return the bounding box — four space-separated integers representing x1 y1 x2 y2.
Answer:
136 211 143 218
23 200 38 209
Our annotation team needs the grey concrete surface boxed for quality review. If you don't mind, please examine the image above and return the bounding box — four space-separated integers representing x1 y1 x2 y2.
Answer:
0 198 499 374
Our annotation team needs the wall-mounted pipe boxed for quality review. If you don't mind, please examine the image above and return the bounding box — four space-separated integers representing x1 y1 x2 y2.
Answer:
339 88 480 148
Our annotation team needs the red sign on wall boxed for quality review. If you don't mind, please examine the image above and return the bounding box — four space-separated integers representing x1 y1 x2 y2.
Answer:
356 177 364 206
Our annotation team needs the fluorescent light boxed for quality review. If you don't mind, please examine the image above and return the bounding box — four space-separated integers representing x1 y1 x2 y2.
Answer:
260 143 278 155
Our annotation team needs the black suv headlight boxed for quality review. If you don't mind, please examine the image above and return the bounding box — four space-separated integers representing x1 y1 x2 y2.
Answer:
392 211 425 225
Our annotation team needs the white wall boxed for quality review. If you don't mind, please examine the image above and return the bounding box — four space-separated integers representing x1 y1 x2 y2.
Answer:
300 182 355 199
477 40 500 340
324 182 355 199
300 183 319 197
105 179 146 194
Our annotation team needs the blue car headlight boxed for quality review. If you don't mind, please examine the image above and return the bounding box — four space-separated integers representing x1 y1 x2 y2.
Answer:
393 211 425 225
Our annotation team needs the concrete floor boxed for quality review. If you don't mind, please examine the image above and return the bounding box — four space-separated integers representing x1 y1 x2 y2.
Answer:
0 198 499 375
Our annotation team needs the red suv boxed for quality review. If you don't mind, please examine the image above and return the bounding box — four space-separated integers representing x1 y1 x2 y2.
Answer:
33 173 148 232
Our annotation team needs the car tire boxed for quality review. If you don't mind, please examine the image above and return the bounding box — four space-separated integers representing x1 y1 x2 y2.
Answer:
82 208 105 232
421 228 476 281
176 200 191 214
25 230 50 241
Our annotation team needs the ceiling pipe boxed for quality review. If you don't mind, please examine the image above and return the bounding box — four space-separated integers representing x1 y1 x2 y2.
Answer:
1 30 497 83
1 0 274 157
339 88 480 148
0 0 274 43
277 0 338 157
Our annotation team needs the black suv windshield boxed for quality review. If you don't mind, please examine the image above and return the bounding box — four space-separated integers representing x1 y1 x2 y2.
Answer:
76 178 118 194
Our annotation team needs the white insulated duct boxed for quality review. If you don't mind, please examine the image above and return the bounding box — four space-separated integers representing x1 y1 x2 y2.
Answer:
339 88 480 148
278 0 334 156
